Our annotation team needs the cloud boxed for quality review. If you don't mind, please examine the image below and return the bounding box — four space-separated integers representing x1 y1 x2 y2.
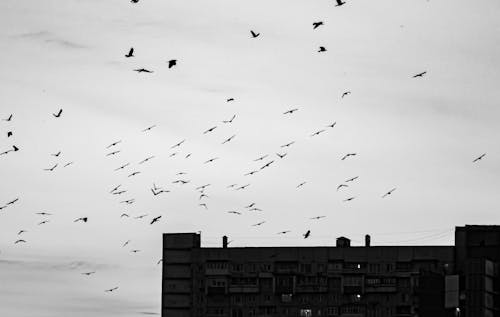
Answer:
13 30 86 49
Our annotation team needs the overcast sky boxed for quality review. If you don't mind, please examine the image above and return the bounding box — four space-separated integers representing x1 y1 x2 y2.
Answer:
1 0 500 315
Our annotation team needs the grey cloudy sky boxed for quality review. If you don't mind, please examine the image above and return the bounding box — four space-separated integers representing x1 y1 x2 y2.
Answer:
1 0 500 315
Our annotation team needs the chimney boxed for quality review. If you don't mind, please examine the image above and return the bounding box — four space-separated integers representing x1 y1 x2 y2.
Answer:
222 235 228 248
365 234 371 247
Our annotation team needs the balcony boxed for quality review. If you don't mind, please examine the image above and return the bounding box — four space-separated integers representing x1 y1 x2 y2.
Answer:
228 285 259 293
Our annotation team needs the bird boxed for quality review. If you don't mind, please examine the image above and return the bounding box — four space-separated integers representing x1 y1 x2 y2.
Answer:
196 184 211 190
131 0 139 3
157 259 163 265
297 182 307 188
310 130 325 137
150 216 162 225
245 203 256 209
277 230 290 234
38 220 49 225
106 150 120 157
227 184 238 188
52 109 63 118
313 21 324 29
105 287 119 292
127 171 141 177
18 230 27 235
473 153 486 163
121 199 135 204
260 160 274 170
199 193 209 200
283 108 299 115
342 91 351 98
226 98 234 102
171 140 185 149
303 230 311 239
44 164 58 171
222 135 236 144
36 212 52 216
142 125 156 132
63 162 74 168
412 71 427 78
74 217 88 223
341 153 356 160
249 207 262 212
167 59 177 68
254 155 268 161
276 152 287 159
382 188 397 198
199 203 208 210
281 141 295 148
203 126 217 134
7 131 13 137
223 114 236 123
134 214 148 219
120 213 130 218
250 30 260 38
3 114 13 121
114 163 130 171
236 184 250 190
6 198 19 205
110 184 122 193
310 216 326 220
318 46 327 52
81 272 95 276
344 197 355 202
335 0 346 6
252 221 266 226
172 179 189 185
345 176 359 182
106 140 122 149
204 157 218 164
337 184 348 191
139 156 155 164
125 47 134 58
169 152 178 158
327 122 336 128
134 68 153 73
152 189 169 196
14 239 26 244
227 211 242 215
185 153 192 158
244 170 258 176
12 145 19 152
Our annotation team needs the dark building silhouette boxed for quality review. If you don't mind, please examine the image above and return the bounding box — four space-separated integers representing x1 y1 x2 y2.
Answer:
162 226 500 317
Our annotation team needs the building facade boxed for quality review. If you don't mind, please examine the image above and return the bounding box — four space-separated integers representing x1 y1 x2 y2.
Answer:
162 226 500 317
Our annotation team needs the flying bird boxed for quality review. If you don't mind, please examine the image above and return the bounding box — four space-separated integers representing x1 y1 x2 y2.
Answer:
139 156 155 164
203 126 217 134
157 259 163 265
310 130 325 137
120 213 130 218
114 163 130 171
36 212 52 216
199 203 208 210
236 184 250 190
134 68 153 73
110 185 121 193
227 211 242 215
44 164 58 171
127 171 141 177
382 188 397 198
342 91 351 98
74 217 88 223
244 170 258 176
134 214 148 219
172 179 189 185
105 287 119 292
171 140 185 149
150 216 162 225
337 184 348 191
52 109 63 118
313 21 323 29
249 207 262 212
254 155 268 161
344 197 356 202
81 271 95 276
297 182 307 188
125 47 134 58
260 160 274 170
106 140 122 149
7 131 13 137
12 145 19 152
226 98 234 102
18 230 27 235
223 114 236 123
252 221 266 227
204 157 218 164
472 153 486 163
142 125 156 132
310 216 326 220
345 176 359 182
63 162 74 168
245 203 256 209
3 114 13 121
318 46 327 52
303 230 311 239
276 152 287 159
335 0 346 6
14 239 26 244
106 150 120 156
341 153 356 160
277 230 290 234
283 108 299 115
250 30 260 38
281 141 295 148
6 198 19 205
167 59 177 68
222 135 236 144
327 122 336 128
121 199 135 204
38 220 49 225
412 71 427 78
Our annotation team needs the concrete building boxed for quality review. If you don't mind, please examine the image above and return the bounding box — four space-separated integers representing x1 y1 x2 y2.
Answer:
162 226 500 317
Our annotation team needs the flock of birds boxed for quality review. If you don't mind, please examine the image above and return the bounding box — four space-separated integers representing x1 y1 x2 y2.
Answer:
0 0 489 300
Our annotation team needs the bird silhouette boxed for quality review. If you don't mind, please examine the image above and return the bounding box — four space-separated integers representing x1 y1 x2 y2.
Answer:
168 59 177 68
244 170 258 176
222 114 236 124
297 182 307 188
113 190 127 195
254 155 268 161
105 287 119 292
412 71 427 78
157 259 163 265
134 214 148 219
134 68 153 73
131 249 141 253
36 212 52 216
171 140 185 149
341 153 356 160
283 108 298 115
121 199 135 204
15 239 26 244
204 157 218 164
106 150 120 157
313 21 324 29
227 98 234 102
52 109 63 118
277 230 290 234
12 145 19 152
44 164 58 171
344 197 355 202
172 179 189 185
382 188 397 198
63 162 74 168
281 141 295 148
318 46 327 52
74 217 88 223
342 91 351 98
196 184 211 190
303 230 311 239
337 184 348 191
227 184 238 188
472 153 486 163
236 184 250 190
203 126 217 134
7 131 13 137
81 271 95 276
310 216 326 220
150 216 162 225
227 211 242 215
345 176 359 182
199 203 208 210
222 135 236 144
245 203 256 209
139 156 155 164
125 47 134 58
131 0 139 3
276 152 287 159
38 220 49 225
260 160 274 170
6 198 19 205
142 125 156 132
110 185 122 193
249 207 262 212
250 30 260 38
310 130 325 137
335 0 346 6
252 221 266 226
106 140 122 149
151 189 169 196
327 122 336 128
3 114 13 121
127 171 141 177
199 193 209 200
18 230 27 235
120 213 130 218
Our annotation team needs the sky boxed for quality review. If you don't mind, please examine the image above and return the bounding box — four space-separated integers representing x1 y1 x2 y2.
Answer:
1 0 500 315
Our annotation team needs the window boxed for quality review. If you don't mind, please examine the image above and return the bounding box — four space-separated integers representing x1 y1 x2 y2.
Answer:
300 263 312 273
300 309 312 317
282 294 292 302
327 307 338 316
